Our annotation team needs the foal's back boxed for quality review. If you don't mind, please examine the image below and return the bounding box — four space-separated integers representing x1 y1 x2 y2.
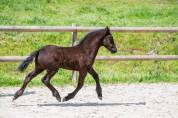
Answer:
37 45 87 71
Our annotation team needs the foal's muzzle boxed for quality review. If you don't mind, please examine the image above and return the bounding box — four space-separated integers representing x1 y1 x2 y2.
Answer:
111 47 117 53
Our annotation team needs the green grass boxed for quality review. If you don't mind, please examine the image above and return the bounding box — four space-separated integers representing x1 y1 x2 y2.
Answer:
0 0 178 87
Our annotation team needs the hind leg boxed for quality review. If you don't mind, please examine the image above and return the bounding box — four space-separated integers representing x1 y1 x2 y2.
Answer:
41 70 61 102
13 68 43 101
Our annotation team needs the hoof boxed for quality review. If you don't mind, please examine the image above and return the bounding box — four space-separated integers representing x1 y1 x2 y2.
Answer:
13 92 20 101
13 90 23 101
12 96 18 101
98 96 102 100
62 97 67 102
62 95 72 102
56 97 61 102
62 93 74 102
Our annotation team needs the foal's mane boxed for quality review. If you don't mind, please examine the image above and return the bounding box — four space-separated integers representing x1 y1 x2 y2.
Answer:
78 29 106 45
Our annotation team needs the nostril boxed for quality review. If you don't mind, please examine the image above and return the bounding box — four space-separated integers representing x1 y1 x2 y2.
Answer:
112 47 117 52
111 47 117 53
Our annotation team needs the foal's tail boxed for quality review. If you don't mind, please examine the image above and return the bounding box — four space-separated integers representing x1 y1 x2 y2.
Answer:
17 50 40 72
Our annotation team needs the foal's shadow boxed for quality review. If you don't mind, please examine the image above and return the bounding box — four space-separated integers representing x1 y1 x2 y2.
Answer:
38 102 146 107
0 91 35 98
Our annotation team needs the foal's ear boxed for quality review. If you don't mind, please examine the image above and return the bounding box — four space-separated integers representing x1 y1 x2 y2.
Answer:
105 26 110 33
105 26 109 30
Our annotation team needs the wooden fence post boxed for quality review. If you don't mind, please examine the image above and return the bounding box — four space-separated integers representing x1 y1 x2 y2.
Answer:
71 24 78 81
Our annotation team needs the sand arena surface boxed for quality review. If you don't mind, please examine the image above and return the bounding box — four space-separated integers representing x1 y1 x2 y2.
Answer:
0 84 178 118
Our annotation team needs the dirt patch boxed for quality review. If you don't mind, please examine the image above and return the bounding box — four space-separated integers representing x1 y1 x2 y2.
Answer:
0 84 178 118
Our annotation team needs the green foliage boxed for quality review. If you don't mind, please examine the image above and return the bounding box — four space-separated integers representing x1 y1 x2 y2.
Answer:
0 0 178 86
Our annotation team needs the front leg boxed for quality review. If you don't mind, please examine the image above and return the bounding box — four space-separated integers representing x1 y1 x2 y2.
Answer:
87 66 102 100
63 69 87 102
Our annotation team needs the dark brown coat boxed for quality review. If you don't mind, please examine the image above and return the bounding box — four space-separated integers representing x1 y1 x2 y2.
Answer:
13 27 117 102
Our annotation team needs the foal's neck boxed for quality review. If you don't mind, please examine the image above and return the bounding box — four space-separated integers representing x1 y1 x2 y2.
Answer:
79 31 105 59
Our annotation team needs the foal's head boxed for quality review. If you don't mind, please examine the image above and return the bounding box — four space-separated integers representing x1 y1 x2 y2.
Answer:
102 26 117 53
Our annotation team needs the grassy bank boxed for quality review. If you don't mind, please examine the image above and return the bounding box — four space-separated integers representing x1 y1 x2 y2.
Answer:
0 0 178 87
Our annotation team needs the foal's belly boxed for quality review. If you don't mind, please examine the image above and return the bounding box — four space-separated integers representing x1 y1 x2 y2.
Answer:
59 60 80 71
38 54 84 71
38 58 81 71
